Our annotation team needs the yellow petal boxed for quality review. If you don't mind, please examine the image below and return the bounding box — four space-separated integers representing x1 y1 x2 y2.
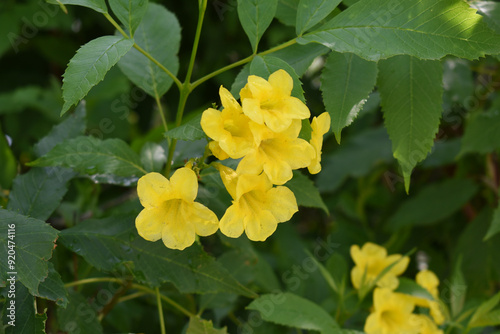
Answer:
135 207 164 241
236 173 271 201
364 313 382 334
244 209 277 241
246 75 272 100
268 69 293 97
137 172 171 208
237 151 264 177
201 108 224 140
385 254 410 276
263 110 294 133
190 202 219 236
214 163 238 200
350 266 364 289
312 112 331 135
219 86 242 112
282 97 310 120
161 222 195 250
376 274 400 290
209 141 230 160
262 156 294 185
220 204 245 238
416 270 440 298
170 167 198 202
266 186 298 222
242 98 265 124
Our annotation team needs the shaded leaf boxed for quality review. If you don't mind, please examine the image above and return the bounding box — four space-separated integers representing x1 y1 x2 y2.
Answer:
421 139 461 169
140 142 166 173
395 277 434 301
471 1 500 34
61 36 134 114
247 292 340 333
57 290 103 334
118 3 180 97
37 262 68 307
387 179 478 230
237 0 278 52
378 55 443 192
275 0 298 27
321 51 378 143
296 0 341 35
3 283 47 334
286 171 328 213
298 0 500 61
109 0 148 36
28 136 146 178
272 43 329 76
0 209 59 295
469 292 500 328
484 204 500 241
46 0 108 13
59 215 256 297
460 110 500 156
164 114 205 141
186 316 228 334
0 125 16 189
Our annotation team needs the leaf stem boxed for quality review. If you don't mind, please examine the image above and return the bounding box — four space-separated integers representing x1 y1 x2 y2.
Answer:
133 44 183 90
154 92 170 137
156 287 167 334
103 13 128 39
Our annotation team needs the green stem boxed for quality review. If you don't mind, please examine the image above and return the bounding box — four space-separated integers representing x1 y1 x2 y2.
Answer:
133 44 183 90
103 13 128 38
132 284 194 318
156 287 167 334
164 89 190 176
64 277 123 288
190 38 297 92
154 93 170 137
185 0 207 86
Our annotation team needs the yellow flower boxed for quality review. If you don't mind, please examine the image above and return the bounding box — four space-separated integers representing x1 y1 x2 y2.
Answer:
351 242 410 290
240 69 310 133
237 120 315 185
411 270 445 325
135 168 219 250
308 112 331 174
201 86 254 159
215 164 298 241
410 314 444 334
365 288 418 334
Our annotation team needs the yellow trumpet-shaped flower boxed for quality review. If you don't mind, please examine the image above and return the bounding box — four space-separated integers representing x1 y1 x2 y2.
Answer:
201 86 255 159
237 119 315 185
308 112 331 174
350 242 410 290
240 69 310 133
135 168 219 250
410 314 444 334
215 164 298 241
365 288 418 334
411 270 445 325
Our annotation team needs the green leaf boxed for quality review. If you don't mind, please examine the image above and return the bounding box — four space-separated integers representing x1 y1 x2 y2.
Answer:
286 171 328 214
469 309 500 328
250 55 305 102
46 0 108 13
378 55 443 192
28 136 147 178
247 292 340 333
469 291 500 328
118 3 180 98
0 209 58 295
297 0 500 61
296 0 341 35
109 0 148 36
395 277 434 301
140 142 166 173
37 262 68 307
0 125 16 189
387 179 478 230
237 0 278 52
485 204 500 241
460 110 500 156
326 253 348 295
230 64 251 99
275 0 299 27
421 138 461 169
317 127 393 193
272 43 329 76
59 215 256 297
61 36 134 115
186 316 228 334
471 1 500 34
164 113 205 141
57 290 103 334
3 283 47 334
7 167 74 221
321 51 378 143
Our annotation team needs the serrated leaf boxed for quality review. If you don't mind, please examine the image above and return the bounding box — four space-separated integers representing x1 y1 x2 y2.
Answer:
186 316 228 334
109 0 148 36
321 51 377 143
237 0 278 52
0 125 16 189
469 292 500 328
286 171 328 213
378 55 443 192
247 292 340 333
57 290 103 334
460 110 500 156
140 142 166 173
28 136 146 178
250 55 305 102
272 43 329 76
59 215 256 297
118 3 180 98
387 179 478 230
296 0 341 35
164 114 205 141
471 1 500 34
297 0 500 61
3 283 47 334
484 204 500 241
37 262 68 307
61 36 134 115
275 0 299 26
0 209 58 295
46 0 107 13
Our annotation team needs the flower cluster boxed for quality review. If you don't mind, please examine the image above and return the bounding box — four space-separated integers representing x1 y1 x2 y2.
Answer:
351 242 445 334
135 70 330 250
201 69 330 241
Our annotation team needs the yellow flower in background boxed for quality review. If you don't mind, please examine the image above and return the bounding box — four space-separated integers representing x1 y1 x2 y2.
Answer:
201 86 255 159
308 112 331 174
237 120 315 185
411 270 445 325
351 242 410 290
135 168 219 250
240 69 310 133
215 164 298 241
411 314 444 334
365 288 418 334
